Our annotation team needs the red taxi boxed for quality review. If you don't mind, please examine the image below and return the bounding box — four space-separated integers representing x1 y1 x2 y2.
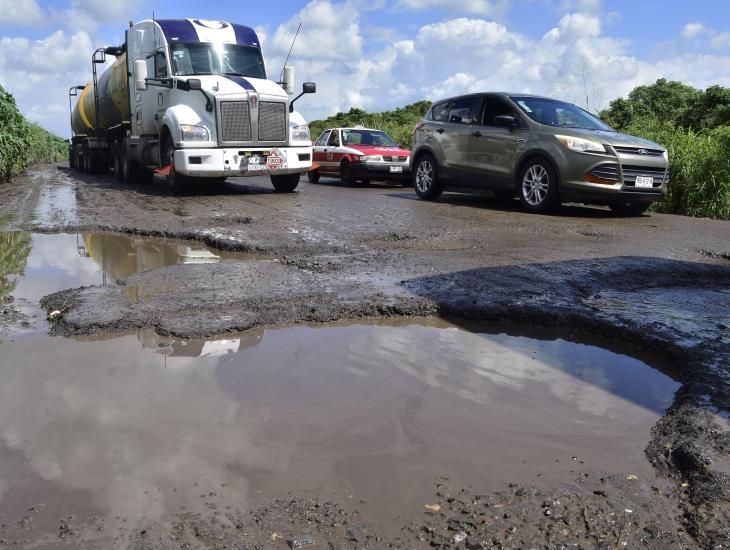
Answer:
309 127 411 186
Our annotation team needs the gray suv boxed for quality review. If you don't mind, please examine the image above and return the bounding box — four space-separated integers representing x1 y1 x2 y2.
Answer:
411 93 669 215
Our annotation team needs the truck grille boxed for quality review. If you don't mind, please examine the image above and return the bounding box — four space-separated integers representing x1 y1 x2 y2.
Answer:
621 165 668 187
220 101 251 142
258 102 287 142
614 146 664 157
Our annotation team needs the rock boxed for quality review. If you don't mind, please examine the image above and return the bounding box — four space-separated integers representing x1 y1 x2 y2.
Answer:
288 536 316 549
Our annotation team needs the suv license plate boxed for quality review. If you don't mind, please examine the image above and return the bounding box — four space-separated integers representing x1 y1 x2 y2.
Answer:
635 176 654 188
390 166 403 173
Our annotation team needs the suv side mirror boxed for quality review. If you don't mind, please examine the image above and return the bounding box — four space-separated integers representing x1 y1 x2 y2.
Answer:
494 114 518 128
134 59 148 91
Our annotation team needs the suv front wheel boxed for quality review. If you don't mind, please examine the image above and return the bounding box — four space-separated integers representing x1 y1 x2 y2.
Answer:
517 158 560 213
414 154 444 200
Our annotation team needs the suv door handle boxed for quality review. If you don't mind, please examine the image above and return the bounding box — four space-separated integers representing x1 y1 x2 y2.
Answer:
437 128 445 134
513 138 526 143
472 131 482 138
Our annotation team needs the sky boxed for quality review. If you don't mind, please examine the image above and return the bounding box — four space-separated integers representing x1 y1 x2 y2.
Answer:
1 0 729 137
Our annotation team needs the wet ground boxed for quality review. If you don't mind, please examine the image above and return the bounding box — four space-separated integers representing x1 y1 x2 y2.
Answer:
0 166 729 548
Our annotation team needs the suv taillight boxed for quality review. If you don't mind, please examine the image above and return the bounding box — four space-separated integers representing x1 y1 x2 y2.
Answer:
413 121 425 134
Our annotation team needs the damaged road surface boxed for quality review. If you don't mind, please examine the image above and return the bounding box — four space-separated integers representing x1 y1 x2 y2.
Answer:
0 166 729 548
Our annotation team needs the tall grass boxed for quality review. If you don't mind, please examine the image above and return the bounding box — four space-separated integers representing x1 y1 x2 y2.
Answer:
625 120 730 219
0 84 67 183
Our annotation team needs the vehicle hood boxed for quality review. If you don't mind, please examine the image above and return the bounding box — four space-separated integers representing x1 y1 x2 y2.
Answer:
347 145 410 157
564 128 665 151
184 75 288 99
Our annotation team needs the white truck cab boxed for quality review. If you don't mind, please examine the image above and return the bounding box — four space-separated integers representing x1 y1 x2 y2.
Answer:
125 18 315 192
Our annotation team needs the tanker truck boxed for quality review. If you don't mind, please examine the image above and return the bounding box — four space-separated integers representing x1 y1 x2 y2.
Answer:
69 18 316 192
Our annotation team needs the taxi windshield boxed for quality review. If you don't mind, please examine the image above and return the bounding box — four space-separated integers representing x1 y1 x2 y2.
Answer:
169 42 266 79
341 130 397 147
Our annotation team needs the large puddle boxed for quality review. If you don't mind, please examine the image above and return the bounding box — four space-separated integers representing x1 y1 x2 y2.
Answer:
0 232 682 545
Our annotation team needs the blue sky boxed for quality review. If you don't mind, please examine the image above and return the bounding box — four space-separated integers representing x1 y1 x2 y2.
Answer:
1 0 728 137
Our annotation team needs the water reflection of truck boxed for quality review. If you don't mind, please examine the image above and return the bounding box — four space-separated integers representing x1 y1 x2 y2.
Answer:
69 18 316 192
137 327 264 358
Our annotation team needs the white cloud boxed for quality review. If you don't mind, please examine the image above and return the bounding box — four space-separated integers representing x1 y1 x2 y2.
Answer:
0 30 94 135
681 22 705 40
394 0 509 16
0 0 42 25
710 32 730 49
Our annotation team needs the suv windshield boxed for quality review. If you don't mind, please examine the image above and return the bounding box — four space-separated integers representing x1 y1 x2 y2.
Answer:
170 43 266 79
510 96 611 131
341 129 397 147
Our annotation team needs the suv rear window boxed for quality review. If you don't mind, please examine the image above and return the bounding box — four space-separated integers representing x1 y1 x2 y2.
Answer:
447 96 478 124
431 101 450 122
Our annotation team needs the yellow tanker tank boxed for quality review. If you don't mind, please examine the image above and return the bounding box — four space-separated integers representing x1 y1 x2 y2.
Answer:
72 53 130 135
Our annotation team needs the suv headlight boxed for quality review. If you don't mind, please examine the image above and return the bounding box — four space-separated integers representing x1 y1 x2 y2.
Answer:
290 122 310 142
180 124 210 141
662 150 669 161
360 155 383 162
556 135 605 154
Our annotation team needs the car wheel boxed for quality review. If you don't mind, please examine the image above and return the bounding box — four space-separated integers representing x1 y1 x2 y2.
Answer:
307 170 320 184
414 154 444 199
518 158 559 213
271 173 300 193
609 201 651 217
340 161 355 187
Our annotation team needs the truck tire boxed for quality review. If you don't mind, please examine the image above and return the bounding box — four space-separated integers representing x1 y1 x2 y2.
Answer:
270 173 300 193
121 139 153 185
112 142 124 182
162 134 192 194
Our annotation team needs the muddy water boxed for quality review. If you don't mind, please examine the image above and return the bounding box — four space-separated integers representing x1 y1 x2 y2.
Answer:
0 232 682 546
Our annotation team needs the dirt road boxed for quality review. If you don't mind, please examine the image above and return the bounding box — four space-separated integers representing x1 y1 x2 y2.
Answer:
0 165 728 548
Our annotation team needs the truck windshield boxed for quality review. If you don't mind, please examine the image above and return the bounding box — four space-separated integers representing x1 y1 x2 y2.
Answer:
510 96 611 131
341 129 398 147
170 43 266 79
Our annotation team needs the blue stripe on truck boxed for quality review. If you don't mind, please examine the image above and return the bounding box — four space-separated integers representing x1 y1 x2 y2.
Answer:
224 75 256 92
156 19 198 43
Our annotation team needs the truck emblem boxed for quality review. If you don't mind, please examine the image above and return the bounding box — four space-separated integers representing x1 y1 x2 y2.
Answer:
250 94 258 108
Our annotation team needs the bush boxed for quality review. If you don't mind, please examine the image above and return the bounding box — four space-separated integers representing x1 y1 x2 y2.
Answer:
0 84 66 183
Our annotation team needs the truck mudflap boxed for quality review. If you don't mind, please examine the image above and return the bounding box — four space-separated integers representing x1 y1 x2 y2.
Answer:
173 147 312 177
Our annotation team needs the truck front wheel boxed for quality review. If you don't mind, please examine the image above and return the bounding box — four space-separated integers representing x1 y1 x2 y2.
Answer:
270 173 300 193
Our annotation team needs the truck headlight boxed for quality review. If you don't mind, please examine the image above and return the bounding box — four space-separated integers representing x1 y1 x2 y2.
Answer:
180 124 210 141
555 135 605 154
289 123 310 142
360 155 383 162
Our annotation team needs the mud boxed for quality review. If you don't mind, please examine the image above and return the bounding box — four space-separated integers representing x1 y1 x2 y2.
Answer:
1 165 729 547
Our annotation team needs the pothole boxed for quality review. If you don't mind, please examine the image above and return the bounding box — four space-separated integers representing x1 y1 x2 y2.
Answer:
0 230 688 545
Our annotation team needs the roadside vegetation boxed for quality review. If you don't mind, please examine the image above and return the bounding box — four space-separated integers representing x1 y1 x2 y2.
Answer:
0 84 67 183
311 80 729 219
310 100 431 149
600 79 730 220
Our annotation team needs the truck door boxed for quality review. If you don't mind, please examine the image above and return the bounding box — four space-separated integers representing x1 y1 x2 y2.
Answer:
467 95 525 190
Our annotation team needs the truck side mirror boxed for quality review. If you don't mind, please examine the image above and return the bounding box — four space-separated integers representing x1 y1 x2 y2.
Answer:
187 79 202 91
134 59 148 91
289 82 317 112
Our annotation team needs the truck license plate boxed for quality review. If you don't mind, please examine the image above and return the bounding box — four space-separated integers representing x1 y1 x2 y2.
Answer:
635 176 654 188
243 156 266 171
389 166 403 173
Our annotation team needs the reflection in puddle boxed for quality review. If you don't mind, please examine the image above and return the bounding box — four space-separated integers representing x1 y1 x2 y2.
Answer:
0 231 683 546
0 322 681 545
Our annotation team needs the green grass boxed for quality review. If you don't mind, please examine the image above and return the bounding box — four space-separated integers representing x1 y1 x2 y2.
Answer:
623 120 730 220
0 84 67 183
